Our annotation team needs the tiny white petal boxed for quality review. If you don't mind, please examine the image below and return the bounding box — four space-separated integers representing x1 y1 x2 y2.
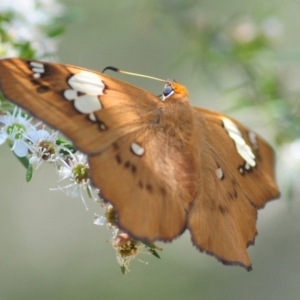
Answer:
12 140 28 157
93 216 106 226
28 129 50 142
58 166 72 178
0 131 8 145
29 156 39 164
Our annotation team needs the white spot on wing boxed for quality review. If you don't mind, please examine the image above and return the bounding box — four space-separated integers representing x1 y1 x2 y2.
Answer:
64 89 77 100
248 131 258 149
68 71 105 95
89 113 96 122
99 123 106 130
30 62 44 69
216 168 224 179
30 61 45 78
32 67 44 74
64 71 104 118
131 143 145 156
222 117 256 167
74 95 102 114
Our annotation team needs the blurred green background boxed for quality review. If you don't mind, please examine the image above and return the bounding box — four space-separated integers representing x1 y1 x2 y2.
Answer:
1 0 300 299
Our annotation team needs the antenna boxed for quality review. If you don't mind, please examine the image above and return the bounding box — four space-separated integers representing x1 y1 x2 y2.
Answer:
102 66 167 83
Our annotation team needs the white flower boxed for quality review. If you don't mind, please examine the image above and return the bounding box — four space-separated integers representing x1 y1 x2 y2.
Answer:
52 150 97 209
113 232 145 274
0 107 34 157
232 19 257 44
27 130 61 168
93 214 107 226
261 17 284 41
0 0 65 57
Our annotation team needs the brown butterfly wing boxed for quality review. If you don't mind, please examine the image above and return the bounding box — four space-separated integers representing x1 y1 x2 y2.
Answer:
0 58 196 242
88 131 192 241
0 58 160 154
188 107 280 270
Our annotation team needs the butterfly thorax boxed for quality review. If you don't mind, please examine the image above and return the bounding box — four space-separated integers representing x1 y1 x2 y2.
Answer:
145 90 200 202
155 81 194 143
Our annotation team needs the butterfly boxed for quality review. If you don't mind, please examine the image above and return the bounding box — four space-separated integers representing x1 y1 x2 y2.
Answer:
0 58 280 271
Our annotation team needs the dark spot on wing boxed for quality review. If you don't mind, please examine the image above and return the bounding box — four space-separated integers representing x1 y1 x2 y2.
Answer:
219 204 229 214
160 187 167 197
37 85 50 93
66 73 75 83
131 164 137 174
124 161 131 169
138 180 143 189
112 143 119 151
228 189 238 201
31 79 40 86
30 78 50 93
146 183 153 193
115 153 122 165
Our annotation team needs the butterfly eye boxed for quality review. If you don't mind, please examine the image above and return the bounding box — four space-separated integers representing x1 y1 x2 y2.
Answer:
162 84 174 100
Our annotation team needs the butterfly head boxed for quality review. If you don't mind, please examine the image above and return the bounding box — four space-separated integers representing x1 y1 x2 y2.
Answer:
162 81 189 102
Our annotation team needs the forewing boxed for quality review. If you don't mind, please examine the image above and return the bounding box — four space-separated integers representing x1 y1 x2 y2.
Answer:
0 58 160 154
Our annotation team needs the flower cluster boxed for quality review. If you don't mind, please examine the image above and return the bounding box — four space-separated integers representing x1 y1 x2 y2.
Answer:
0 107 98 205
94 205 161 274
0 0 65 58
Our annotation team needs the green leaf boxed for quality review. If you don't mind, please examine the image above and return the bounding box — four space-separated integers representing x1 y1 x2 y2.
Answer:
86 185 92 198
143 242 162 259
26 164 33 182
14 41 36 59
142 241 156 248
56 138 77 154
147 248 161 259
15 153 30 169
120 266 126 274
47 26 65 38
